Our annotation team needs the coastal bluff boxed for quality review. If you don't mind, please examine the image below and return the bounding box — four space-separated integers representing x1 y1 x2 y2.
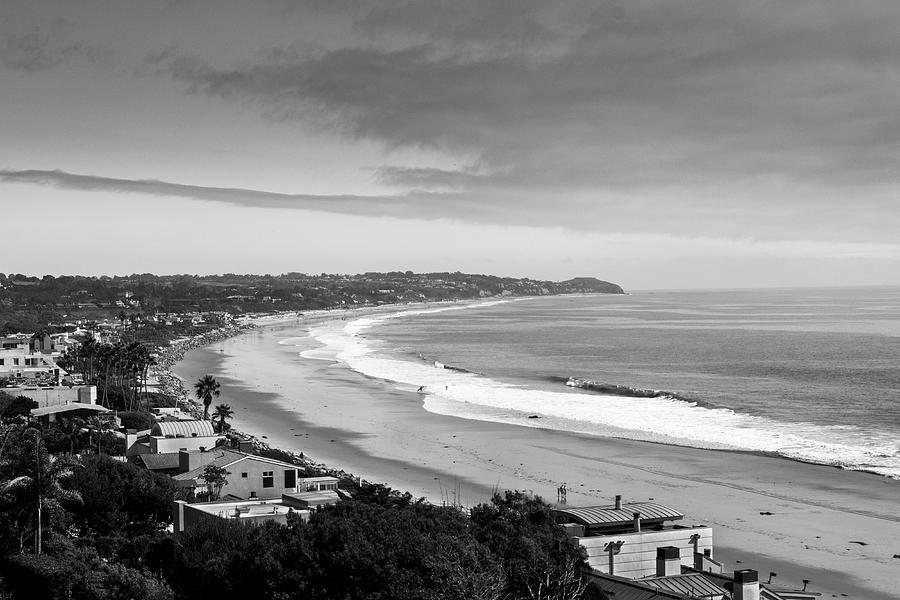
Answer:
559 277 625 294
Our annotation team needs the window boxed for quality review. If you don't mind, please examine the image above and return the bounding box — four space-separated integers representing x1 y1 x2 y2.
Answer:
262 471 274 488
0 359 4 365
241 472 248 478
284 469 296 489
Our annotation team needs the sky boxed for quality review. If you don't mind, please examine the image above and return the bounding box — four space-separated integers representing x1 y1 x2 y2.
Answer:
1 0 899 290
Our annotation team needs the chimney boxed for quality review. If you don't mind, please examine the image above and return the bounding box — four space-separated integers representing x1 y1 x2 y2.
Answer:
656 546 681 577
733 569 760 600
615 494 622 510
124 429 138 456
178 449 199 473
633 512 641 532
172 500 186 533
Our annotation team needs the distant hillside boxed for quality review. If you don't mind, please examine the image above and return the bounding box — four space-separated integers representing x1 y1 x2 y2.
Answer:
0 271 625 333
560 277 625 294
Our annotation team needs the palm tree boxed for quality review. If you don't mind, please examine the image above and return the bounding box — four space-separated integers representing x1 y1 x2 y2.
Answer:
0 429 81 554
211 403 234 434
194 375 221 420
55 417 85 455
85 416 114 454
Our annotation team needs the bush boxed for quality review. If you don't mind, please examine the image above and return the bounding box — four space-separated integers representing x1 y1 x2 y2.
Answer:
0 393 38 421
68 454 177 537
2 546 173 600
118 411 156 432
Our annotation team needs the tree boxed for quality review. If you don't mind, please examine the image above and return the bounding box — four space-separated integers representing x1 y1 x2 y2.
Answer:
201 464 229 501
0 392 38 422
68 454 177 537
51 417 85 455
3 543 174 600
212 403 234 433
470 491 589 600
0 429 81 554
84 416 115 454
194 375 221 420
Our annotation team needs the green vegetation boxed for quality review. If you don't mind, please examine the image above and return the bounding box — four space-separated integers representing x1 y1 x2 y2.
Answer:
0 419 595 600
193 375 220 421
55 339 156 411
0 393 37 422
212 403 233 433
0 269 620 598
199 464 229 501
0 271 623 336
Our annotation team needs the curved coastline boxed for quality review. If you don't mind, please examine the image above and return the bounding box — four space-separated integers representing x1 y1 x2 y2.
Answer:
169 302 900 600
329 300 900 480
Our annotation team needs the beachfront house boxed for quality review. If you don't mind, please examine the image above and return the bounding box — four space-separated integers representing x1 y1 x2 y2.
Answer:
589 557 819 600
553 495 715 579
170 448 341 502
126 420 225 457
172 497 311 533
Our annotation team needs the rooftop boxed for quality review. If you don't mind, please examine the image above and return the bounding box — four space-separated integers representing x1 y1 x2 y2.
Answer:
185 499 300 520
641 573 725 598
554 502 684 529
137 453 182 471
172 449 302 482
31 403 111 418
152 420 217 438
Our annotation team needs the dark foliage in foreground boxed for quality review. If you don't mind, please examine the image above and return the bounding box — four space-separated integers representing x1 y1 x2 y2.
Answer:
0 421 590 600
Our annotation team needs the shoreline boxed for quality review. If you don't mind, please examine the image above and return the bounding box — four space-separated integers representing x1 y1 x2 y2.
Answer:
168 305 900 600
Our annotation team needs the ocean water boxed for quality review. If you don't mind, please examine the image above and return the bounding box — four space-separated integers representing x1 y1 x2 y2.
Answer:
303 288 900 478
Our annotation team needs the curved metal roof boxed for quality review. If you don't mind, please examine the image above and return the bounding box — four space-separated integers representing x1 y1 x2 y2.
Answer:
152 419 216 438
554 502 683 527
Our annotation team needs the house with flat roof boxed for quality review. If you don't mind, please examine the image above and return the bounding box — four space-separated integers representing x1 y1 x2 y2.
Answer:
554 495 713 579
30 402 113 425
172 498 310 533
589 555 819 600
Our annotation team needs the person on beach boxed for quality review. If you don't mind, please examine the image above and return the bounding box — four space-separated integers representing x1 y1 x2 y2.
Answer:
557 483 567 503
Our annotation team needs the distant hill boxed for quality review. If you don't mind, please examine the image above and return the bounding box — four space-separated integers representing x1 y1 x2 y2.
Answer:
0 271 626 333
560 277 625 294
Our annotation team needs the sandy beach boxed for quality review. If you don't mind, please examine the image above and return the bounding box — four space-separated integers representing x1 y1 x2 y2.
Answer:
172 313 900 600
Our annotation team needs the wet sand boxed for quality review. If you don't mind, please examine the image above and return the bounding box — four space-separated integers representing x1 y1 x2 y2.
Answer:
172 317 900 600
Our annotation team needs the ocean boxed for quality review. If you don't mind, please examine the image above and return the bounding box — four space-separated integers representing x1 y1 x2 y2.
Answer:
303 287 900 478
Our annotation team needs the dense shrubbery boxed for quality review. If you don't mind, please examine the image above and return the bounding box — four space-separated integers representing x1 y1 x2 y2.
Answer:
3 539 174 600
0 393 37 422
118 410 157 432
0 423 592 600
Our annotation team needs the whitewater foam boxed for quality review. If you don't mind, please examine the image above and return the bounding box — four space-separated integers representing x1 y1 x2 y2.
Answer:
303 302 900 479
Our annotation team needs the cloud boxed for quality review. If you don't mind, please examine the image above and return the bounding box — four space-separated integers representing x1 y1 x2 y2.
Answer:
5 1 900 251
0 22 108 71
156 0 900 194
0 168 429 218
3 168 899 259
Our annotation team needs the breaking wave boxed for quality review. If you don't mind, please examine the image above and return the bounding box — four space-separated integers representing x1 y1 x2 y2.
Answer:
304 302 900 479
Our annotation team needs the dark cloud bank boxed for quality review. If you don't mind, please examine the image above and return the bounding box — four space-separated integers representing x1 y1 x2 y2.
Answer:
162 0 900 193
5 1 900 244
